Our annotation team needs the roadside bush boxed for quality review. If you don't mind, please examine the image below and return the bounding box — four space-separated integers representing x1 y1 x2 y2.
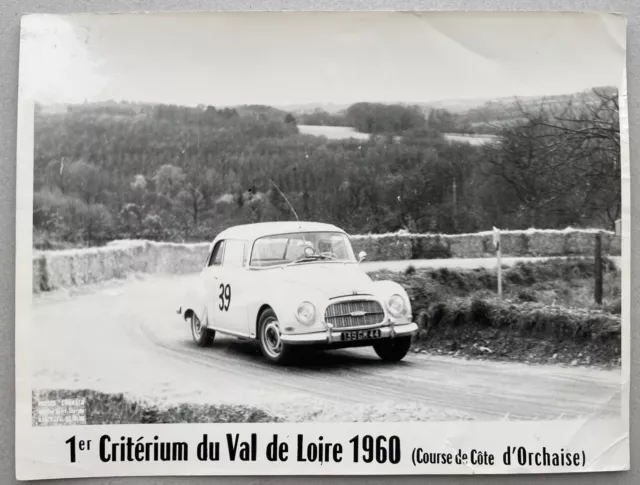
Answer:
369 257 621 365
428 267 496 292
517 289 538 302
374 257 619 310
414 297 620 361
469 298 493 327
604 298 622 315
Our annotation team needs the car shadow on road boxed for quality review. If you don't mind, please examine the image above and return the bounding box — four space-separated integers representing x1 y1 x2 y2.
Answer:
183 336 412 371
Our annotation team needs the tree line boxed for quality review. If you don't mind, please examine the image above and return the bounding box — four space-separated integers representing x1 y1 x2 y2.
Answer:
32 88 620 248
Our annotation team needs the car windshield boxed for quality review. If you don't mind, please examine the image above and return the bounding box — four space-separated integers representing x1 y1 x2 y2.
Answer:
250 231 356 267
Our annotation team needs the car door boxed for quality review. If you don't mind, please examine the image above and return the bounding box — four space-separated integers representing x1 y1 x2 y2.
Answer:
215 239 251 336
202 239 225 329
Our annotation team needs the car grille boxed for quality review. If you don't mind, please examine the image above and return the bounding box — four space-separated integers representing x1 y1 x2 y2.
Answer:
325 300 385 329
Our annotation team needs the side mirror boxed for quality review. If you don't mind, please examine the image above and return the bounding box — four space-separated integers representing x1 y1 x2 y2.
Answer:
358 251 367 263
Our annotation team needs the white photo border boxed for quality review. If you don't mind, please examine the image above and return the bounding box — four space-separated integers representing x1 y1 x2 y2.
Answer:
14 11 631 480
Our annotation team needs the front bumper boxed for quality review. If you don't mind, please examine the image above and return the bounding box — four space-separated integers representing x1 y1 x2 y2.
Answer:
281 321 418 345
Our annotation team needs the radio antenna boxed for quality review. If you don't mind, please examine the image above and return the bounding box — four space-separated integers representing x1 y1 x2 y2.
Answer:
269 179 300 223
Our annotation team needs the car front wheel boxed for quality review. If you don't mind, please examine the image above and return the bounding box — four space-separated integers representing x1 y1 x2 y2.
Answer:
258 309 295 365
191 313 215 347
373 336 412 362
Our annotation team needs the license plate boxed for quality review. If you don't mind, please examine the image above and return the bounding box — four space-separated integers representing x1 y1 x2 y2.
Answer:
340 328 382 342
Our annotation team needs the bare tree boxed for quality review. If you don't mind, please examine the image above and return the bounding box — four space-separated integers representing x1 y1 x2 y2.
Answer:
486 88 620 228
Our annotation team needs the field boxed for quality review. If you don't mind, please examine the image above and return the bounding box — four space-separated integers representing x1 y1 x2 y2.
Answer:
297 124 499 145
297 125 371 140
442 133 500 145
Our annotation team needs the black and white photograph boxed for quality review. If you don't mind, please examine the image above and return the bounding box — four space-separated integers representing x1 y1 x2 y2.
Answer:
15 10 629 479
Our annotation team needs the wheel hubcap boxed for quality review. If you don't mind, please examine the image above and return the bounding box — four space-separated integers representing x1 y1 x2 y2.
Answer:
263 318 283 357
192 315 202 339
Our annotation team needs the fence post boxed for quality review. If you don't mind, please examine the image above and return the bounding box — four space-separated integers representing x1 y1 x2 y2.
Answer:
594 232 603 305
493 227 502 298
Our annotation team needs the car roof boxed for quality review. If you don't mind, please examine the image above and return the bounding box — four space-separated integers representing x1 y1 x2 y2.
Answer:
213 221 346 243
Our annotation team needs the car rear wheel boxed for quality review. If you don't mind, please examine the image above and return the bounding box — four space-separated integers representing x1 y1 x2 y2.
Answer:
373 336 412 362
258 309 295 365
191 313 215 347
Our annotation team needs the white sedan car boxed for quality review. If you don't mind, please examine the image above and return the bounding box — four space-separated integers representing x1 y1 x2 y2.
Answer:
177 221 418 364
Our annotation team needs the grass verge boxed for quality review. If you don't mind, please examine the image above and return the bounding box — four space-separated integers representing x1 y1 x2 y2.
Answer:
369 258 621 367
32 389 281 426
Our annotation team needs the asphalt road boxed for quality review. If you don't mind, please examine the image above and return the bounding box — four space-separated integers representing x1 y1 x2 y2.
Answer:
31 264 621 422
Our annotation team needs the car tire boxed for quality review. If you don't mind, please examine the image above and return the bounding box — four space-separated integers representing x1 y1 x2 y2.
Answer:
373 336 412 362
190 313 215 347
258 308 295 365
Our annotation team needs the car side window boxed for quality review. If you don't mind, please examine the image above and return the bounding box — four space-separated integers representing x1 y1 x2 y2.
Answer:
208 241 225 267
222 239 247 268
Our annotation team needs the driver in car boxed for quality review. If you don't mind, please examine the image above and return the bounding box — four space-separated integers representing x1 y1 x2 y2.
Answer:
290 239 316 260
318 239 332 254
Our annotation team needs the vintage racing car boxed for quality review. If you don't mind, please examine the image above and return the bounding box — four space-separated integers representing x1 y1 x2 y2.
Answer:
177 221 418 364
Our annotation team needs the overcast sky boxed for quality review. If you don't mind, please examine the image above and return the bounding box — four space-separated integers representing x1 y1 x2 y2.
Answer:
19 11 626 107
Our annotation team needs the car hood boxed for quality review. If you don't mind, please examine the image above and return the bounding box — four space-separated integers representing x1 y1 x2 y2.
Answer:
278 263 375 298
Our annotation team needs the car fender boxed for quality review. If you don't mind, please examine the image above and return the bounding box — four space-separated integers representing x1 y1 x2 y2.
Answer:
248 282 327 335
178 272 208 324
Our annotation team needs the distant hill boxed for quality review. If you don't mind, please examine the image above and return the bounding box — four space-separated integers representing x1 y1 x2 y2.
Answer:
275 87 616 118
274 103 351 114
38 86 615 120
36 86 616 140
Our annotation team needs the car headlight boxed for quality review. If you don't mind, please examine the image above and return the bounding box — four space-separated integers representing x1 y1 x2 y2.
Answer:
296 301 316 326
387 294 406 317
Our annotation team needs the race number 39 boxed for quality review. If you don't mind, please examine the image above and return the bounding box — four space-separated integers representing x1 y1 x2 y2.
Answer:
218 283 231 311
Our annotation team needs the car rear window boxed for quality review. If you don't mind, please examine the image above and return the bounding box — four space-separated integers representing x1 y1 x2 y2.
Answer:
208 240 225 266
